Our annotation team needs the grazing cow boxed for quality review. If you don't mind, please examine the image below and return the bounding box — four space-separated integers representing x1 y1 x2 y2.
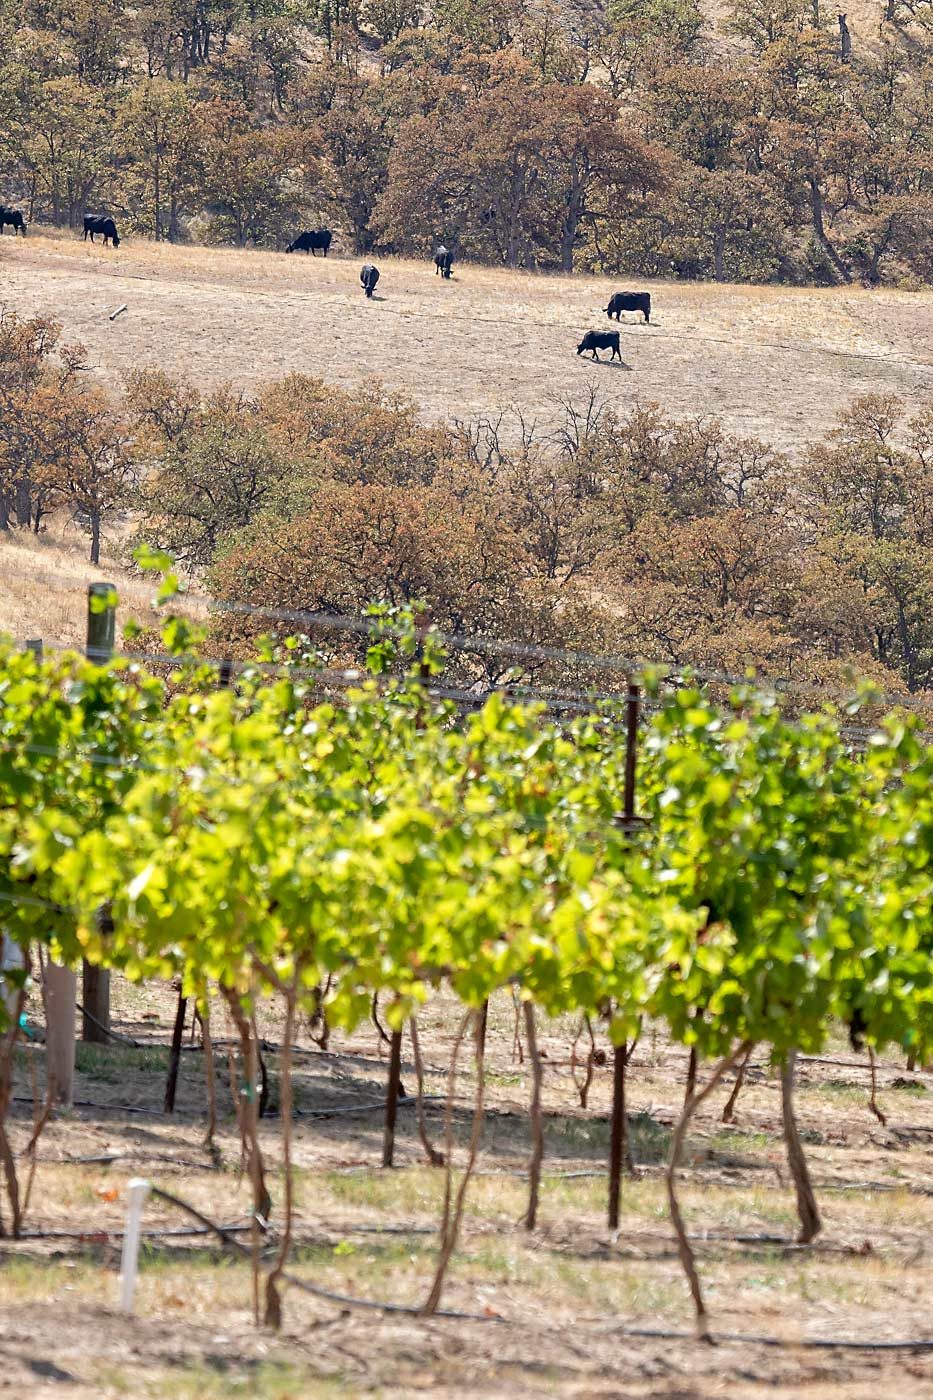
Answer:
605 291 650 323
360 263 379 298
0 206 26 236
434 245 453 278
83 215 120 246
286 228 332 255
577 330 622 362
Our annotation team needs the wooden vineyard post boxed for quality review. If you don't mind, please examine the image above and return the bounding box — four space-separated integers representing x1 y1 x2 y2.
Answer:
23 640 76 1105
82 584 116 1044
164 659 233 1113
608 679 640 1230
44 961 76 1107
382 1028 404 1167
164 990 188 1113
85 583 116 664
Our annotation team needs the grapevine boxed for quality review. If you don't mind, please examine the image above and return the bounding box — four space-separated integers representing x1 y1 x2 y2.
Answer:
0 600 929 1335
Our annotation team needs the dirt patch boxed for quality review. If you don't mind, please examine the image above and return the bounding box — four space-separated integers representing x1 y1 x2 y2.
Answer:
2 981 931 1397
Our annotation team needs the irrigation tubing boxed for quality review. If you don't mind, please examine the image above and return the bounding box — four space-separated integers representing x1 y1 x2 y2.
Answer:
11 1088 442 1122
591 1323 933 1353
16 1222 253 1241
148 1184 504 1324
15 1187 930 1351
74 1001 141 1047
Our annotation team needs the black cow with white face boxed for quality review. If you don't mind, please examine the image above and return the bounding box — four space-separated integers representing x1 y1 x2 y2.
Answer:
0 207 26 236
360 263 379 297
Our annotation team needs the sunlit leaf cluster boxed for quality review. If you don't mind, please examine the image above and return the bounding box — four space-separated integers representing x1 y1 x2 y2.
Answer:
0 628 930 1067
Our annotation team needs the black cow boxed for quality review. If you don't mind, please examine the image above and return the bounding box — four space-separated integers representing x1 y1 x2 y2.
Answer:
434 245 453 278
360 263 379 298
286 228 332 256
0 206 26 236
577 330 621 362
83 215 120 246
605 291 650 323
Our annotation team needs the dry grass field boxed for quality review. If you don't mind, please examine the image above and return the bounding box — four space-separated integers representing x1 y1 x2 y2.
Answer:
3 233 933 1400
3 230 933 457
0 529 183 652
3 981 932 1399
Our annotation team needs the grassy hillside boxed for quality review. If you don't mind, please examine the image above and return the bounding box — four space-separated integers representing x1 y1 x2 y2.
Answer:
0 529 183 649
2 230 932 458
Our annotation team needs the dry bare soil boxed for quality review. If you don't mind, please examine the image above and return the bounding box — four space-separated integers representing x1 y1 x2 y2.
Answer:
2 981 932 1399
3 231 933 457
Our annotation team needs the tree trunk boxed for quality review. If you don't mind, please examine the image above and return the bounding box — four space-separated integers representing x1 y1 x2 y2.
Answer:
154 156 161 242
721 1043 754 1123
14 480 31 528
809 177 852 284
608 1040 634 1229
713 224 726 282
421 1011 485 1315
264 984 296 1329
684 1045 697 1105
89 510 101 565
667 1042 750 1341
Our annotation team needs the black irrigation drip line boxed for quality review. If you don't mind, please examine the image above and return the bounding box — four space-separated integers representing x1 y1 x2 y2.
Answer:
74 1001 140 1047
592 1323 933 1353
329 1156 933 1199
10 1094 206 1118
293 1094 445 1120
23 1151 216 1169
147 1183 504 1324
799 1052 933 1077
9 1085 438 1123
15 1222 253 1242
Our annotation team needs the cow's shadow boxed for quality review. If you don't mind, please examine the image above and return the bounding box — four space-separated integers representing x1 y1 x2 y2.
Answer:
363 294 387 302
577 358 634 370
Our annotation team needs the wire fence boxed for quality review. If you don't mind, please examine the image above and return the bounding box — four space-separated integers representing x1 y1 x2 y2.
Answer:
6 560 932 715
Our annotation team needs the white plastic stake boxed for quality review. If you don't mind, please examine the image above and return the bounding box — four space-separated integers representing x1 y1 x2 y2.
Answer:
119 1177 151 1313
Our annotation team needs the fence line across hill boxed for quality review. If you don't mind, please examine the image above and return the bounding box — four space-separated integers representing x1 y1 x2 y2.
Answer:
5 556 933 712
321 297 933 375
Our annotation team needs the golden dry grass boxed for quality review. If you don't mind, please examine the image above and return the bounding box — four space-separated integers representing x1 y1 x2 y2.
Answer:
0 528 158 650
3 229 933 457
